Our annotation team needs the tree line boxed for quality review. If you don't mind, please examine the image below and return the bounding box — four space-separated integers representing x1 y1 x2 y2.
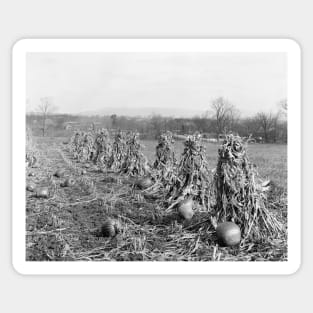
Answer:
27 96 287 143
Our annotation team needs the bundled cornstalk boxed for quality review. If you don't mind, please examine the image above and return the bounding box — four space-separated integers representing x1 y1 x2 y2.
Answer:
108 130 128 171
120 131 150 176
212 134 283 240
68 131 94 162
146 131 178 194
69 131 83 159
154 131 177 170
77 132 94 162
93 128 112 167
166 133 212 210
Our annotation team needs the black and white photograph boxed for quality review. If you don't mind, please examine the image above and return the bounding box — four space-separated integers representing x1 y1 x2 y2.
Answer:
2 0 311 311
13 39 300 274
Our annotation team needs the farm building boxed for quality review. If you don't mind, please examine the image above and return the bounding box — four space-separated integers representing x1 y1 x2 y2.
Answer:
63 121 81 130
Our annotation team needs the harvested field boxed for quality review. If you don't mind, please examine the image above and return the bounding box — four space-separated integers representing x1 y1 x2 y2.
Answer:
26 136 287 262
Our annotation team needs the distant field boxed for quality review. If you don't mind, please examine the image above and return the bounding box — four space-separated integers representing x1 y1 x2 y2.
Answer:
142 140 287 190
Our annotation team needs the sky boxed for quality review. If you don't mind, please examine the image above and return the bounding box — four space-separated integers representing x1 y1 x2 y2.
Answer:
26 52 287 117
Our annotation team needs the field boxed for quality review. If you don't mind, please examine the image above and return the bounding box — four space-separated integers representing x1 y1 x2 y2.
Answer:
142 140 287 188
26 136 287 262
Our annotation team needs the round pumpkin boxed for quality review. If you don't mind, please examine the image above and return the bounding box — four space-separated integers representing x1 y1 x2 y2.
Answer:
26 182 36 192
101 219 116 237
54 168 65 178
136 177 153 190
36 187 49 198
62 177 76 187
178 198 194 220
216 222 241 246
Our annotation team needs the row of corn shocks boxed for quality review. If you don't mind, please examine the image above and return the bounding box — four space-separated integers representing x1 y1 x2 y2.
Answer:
27 128 284 246
66 129 283 244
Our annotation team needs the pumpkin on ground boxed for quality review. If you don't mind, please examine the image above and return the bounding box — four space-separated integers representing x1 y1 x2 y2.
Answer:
35 187 49 198
26 182 36 192
216 222 241 246
100 219 120 237
61 177 76 187
54 168 66 178
136 177 153 190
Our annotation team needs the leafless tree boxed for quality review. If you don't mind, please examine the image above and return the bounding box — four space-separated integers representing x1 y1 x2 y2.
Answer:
241 117 260 137
210 97 239 140
110 114 118 129
37 97 57 136
150 114 164 137
255 112 278 143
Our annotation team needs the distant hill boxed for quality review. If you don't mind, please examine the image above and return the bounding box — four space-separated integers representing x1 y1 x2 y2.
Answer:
78 106 205 118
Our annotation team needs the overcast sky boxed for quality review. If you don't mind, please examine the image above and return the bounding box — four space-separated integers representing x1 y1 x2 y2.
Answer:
26 52 287 117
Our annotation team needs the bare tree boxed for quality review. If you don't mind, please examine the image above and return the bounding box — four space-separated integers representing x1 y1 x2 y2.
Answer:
110 114 118 129
37 97 57 136
150 114 164 137
241 117 260 137
255 112 278 143
210 97 239 141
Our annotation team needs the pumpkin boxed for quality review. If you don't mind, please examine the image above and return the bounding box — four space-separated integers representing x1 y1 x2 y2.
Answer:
100 219 116 237
36 187 49 198
61 177 76 187
26 182 36 192
178 198 194 220
136 177 153 190
54 168 65 178
216 222 241 246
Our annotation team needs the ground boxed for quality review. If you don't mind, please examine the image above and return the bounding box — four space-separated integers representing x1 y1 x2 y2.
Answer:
25 136 287 261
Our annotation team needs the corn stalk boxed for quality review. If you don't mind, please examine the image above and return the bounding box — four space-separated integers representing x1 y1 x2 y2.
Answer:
212 134 283 240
